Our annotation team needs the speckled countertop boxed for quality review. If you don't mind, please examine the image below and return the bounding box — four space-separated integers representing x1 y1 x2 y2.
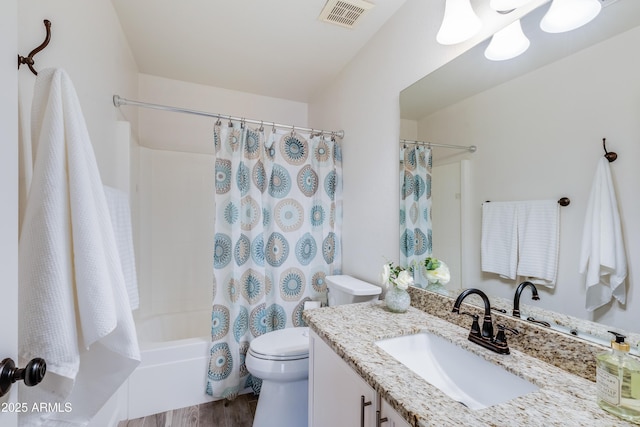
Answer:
303 302 634 427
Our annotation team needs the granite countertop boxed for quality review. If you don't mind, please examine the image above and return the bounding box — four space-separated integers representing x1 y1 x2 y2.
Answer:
303 302 633 427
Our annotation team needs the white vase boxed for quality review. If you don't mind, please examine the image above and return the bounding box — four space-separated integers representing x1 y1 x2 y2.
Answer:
385 286 411 313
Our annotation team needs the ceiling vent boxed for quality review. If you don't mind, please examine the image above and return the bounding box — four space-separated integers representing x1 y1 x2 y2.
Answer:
319 0 375 29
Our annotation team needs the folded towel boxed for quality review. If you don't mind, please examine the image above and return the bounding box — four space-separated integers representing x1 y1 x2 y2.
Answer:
104 186 139 310
19 68 140 426
580 157 627 311
481 202 518 280
516 200 560 287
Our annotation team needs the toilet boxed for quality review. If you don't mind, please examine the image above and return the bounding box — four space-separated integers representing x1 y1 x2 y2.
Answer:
245 275 381 427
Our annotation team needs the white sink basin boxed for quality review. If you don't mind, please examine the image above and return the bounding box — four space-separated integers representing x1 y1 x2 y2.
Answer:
375 331 539 410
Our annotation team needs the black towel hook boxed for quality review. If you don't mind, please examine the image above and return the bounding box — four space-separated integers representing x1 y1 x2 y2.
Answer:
603 138 617 162
18 19 52 76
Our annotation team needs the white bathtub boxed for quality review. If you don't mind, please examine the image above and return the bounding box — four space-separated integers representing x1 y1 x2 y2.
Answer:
124 309 216 420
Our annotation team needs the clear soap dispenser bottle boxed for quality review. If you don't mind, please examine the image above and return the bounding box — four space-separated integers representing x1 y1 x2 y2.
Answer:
596 331 640 424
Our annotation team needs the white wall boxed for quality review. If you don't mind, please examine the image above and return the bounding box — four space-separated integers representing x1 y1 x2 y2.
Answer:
307 0 544 285
134 74 310 323
418 25 640 330
308 0 636 330
136 74 309 154
1 1 19 425
18 0 139 188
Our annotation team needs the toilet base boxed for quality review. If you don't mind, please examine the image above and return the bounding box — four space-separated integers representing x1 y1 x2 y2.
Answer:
252 378 308 427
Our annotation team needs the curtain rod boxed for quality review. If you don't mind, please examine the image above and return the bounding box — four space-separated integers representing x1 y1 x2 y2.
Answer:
112 95 345 139
400 138 477 153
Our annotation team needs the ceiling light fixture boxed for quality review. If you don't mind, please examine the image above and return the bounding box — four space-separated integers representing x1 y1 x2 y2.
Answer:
484 19 530 60
540 0 602 33
436 0 482 45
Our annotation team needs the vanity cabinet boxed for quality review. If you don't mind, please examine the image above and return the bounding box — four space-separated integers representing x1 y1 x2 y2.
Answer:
379 399 411 427
309 330 410 427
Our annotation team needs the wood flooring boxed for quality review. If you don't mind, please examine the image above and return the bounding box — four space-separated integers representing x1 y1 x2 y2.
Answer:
117 393 258 427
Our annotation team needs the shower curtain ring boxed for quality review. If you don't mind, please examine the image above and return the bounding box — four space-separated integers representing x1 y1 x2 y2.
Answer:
241 118 245 129
259 120 264 132
272 122 276 134
290 126 296 137
228 118 233 127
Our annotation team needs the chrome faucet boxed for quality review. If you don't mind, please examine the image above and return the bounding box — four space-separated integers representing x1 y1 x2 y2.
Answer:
512 281 540 318
452 288 512 355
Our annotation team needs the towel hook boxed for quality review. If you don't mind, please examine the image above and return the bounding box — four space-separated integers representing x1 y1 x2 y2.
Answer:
603 138 617 162
18 20 52 76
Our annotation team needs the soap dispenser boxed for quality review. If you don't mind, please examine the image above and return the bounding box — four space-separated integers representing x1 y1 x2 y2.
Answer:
596 331 640 424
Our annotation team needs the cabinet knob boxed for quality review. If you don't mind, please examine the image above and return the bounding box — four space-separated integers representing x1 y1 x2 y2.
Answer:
0 357 47 397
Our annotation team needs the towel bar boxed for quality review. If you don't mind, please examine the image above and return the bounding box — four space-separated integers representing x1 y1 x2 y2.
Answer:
485 198 570 206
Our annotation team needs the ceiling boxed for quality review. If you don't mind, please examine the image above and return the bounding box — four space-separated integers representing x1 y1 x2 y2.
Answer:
111 0 407 103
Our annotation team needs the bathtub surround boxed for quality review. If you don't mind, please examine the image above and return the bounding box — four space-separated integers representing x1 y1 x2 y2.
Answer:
18 68 140 425
104 185 139 311
207 123 342 398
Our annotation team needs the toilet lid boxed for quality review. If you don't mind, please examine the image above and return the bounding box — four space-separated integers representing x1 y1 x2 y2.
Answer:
249 327 309 360
326 275 382 296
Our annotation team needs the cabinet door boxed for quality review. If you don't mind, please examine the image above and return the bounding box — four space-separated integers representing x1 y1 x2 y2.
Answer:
309 330 377 427
379 398 411 427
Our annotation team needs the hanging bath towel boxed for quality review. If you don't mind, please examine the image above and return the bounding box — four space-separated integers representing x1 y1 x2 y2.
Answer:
482 200 560 286
481 202 518 280
580 157 627 311
516 200 560 287
18 68 140 426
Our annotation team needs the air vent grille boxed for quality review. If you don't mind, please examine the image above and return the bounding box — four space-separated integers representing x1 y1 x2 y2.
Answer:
319 0 374 29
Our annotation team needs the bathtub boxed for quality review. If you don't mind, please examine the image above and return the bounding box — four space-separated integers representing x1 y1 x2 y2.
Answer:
124 309 216 420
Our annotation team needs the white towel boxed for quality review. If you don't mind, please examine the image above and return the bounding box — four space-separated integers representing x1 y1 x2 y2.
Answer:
481 202 518 280
516 200 560 287
580 157 627 311
482 200 560 286
18 68 140 426
104 186 139 310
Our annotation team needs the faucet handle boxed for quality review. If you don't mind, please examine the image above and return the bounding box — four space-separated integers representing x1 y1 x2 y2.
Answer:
460 312 481 337
495 324 519 345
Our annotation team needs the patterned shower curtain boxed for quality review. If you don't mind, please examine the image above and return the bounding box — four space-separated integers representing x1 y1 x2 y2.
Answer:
399 144 432 287
206 121 342 399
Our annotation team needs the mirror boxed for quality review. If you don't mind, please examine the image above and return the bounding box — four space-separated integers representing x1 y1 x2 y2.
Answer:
399 0 640 335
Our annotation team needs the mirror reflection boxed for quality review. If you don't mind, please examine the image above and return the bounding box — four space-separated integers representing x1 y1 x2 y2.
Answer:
399 0 640 334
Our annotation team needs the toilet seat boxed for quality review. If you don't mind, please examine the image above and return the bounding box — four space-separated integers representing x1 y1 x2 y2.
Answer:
248 327 310 361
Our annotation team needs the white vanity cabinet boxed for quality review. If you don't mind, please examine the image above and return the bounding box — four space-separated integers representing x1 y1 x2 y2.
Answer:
309 330 410 427
379 398 412 427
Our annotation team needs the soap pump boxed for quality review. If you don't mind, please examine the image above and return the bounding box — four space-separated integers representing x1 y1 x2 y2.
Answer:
596 331 640 424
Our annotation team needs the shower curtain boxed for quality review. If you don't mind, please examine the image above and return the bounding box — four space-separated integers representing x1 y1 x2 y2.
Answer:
399 144 432 287
207 121 342 399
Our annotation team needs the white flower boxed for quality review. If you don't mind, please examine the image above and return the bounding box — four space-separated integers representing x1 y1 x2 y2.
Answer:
395 270 414 290
426 262 450 285
380 263 391 287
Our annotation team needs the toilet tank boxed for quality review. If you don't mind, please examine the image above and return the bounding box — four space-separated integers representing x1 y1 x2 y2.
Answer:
326 275 382 306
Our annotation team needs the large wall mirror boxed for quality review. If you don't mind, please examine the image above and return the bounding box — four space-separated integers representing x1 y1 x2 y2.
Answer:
399 0 640 339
